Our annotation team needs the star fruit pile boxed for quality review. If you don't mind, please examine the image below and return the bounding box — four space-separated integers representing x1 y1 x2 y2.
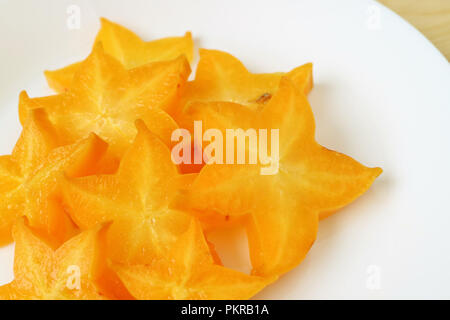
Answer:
0 18 382 300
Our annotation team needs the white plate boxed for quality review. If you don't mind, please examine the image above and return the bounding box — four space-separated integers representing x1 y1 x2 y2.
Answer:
1 0 449 299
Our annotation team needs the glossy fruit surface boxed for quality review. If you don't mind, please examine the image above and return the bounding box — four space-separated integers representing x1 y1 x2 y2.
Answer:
0 220 113 300
45 18 193 93
178 78 382 276
114 219 273 300
0 109 109 246
61 122 193 264
0 18 382 299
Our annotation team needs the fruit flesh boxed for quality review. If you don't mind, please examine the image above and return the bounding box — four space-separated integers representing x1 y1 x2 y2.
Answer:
61 121 193 264
177 78 382 276
114 219 274 300
45 17 194 93
0 220 113 300
34 44 189 157
1 18 383 299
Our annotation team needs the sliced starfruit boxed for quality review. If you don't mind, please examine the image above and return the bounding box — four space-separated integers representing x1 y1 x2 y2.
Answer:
113 219 273 300
31 43 189 156
177 78 382 276
0 109 110 246
174 49 313 122
1 16 384 299
61 121 195 264
0 219 124 300
19 92 121 175
45 18 193 93
172 49 313 173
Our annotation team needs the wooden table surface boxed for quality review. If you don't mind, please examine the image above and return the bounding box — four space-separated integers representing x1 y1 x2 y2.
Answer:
378 0 450 60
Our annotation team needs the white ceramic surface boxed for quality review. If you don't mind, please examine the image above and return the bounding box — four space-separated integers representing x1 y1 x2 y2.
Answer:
0 0 449 299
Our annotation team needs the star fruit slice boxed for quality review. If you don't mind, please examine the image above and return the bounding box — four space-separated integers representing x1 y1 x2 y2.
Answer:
174 49 313 124
113 219 274 300
18 92 121 174
35 43 188 156
178 78 382 276
0 109 110 246
172 49 313 173
61 121 196 264
45 18 193 93
0 219 125 300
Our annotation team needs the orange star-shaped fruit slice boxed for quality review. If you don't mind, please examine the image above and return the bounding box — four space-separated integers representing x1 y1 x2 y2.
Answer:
18 92 120 175
174 49 313 121
172 49 313 173
113 219 273 300
0 219 115 300
0 108 110 246
33 43 189 156
61 121 194 264
45 18 193 93
178 78 382 276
